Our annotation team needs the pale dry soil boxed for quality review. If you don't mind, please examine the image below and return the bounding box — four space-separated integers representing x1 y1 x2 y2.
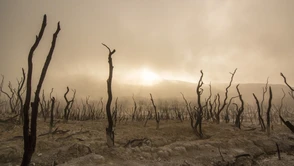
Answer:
1 118 294 166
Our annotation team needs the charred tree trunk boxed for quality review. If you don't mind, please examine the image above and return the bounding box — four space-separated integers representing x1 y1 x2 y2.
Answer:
132 94 137 121
267 86 273 136
235 84 244 129
49 97 55 133
21 15 60 166
63 87 75 122
181 93 194 129
103 43 116 147
225 95 238 123
280 73 294 99
150 93 160 129
253 93 266 131
279 115 294 133
215 68 237 123
17 69 26 124
195 70 204 138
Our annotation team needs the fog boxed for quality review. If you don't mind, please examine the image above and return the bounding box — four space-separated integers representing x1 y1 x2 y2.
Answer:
0 0 294 99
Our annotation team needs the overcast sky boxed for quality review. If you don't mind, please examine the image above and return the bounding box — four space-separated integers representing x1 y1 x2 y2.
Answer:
1 0 294 91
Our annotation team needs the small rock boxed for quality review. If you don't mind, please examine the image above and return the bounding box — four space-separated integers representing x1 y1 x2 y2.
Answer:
157 150 169 158
132 146 141 153
141 152 152 159
174 146 187 153
140 145 151 152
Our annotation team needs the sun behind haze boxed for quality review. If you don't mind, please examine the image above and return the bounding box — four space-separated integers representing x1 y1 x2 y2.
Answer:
0 0 294 96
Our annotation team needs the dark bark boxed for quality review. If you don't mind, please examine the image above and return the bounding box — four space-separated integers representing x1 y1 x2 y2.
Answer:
150 93 160 129
49 97 55 133
280 73 294 99
266 86 272 136
225 95 238 123
235 84 244 129
63 87 75 121
279 115 294 133
17 68 26 123
260 77 269 116
22 15 60 166
253 93 266 131
181 92 194 129
215 68 237 123
276 143 281 160
102 43 116 147
132 94 137 121
195 70 204 138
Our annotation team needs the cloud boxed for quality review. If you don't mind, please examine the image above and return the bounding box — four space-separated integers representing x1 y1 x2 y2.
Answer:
1 0 294 91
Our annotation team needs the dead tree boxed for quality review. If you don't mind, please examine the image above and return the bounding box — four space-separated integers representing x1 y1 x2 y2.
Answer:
150 93 160 129
225 95 239 123
280 73 294 99
17 69 26 123
181 92 194 128
21 15 61 166
103 43 116 147
40 89 52 122
279 115 294 133
204 82 212 121
63 87 76 122
132 94 137 121
277 89 286 124
260 78 269 116
0 80 20 114
253 93 266 131
235 84 244 129
49 96 55 133
195 70 204 138
97 97 104 119
279 73 294 132
266 86 272 136
144 106 152 127
215 68 237 123
209 95 218 122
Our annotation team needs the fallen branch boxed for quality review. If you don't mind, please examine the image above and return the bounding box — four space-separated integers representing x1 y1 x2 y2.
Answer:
218 147 225 161
124 138 151 147
279 115 294 133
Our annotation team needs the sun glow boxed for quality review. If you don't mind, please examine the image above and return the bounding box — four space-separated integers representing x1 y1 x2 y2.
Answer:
122 67 162 86
140 68 162 86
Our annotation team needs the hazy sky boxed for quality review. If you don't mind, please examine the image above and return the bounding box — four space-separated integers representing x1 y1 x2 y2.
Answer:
1 0 294 91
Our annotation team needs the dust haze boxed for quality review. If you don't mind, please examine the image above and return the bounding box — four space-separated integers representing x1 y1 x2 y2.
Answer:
0 0 294 99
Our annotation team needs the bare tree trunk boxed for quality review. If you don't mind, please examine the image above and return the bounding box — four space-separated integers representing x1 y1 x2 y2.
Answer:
132 94 137 121
225 95 238 123
22 15 60 166
49 97 55 134
103 43 116 147
280 73 294 99
215 68 237 123
235 84 244 129
181 93 194 129
150 93 160 129
195 70 204 138
280 115 294 133
267 86 272 136
63 87 76 122
253 93 266 131
17 69 26 124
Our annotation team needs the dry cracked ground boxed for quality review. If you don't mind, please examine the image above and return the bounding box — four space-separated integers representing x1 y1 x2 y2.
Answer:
1 117 294 166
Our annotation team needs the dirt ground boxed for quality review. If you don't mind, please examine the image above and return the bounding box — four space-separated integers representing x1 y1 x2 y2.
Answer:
1 118 294 166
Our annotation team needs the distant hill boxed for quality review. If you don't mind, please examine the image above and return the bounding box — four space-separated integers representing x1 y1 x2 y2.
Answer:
43 75 294 107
